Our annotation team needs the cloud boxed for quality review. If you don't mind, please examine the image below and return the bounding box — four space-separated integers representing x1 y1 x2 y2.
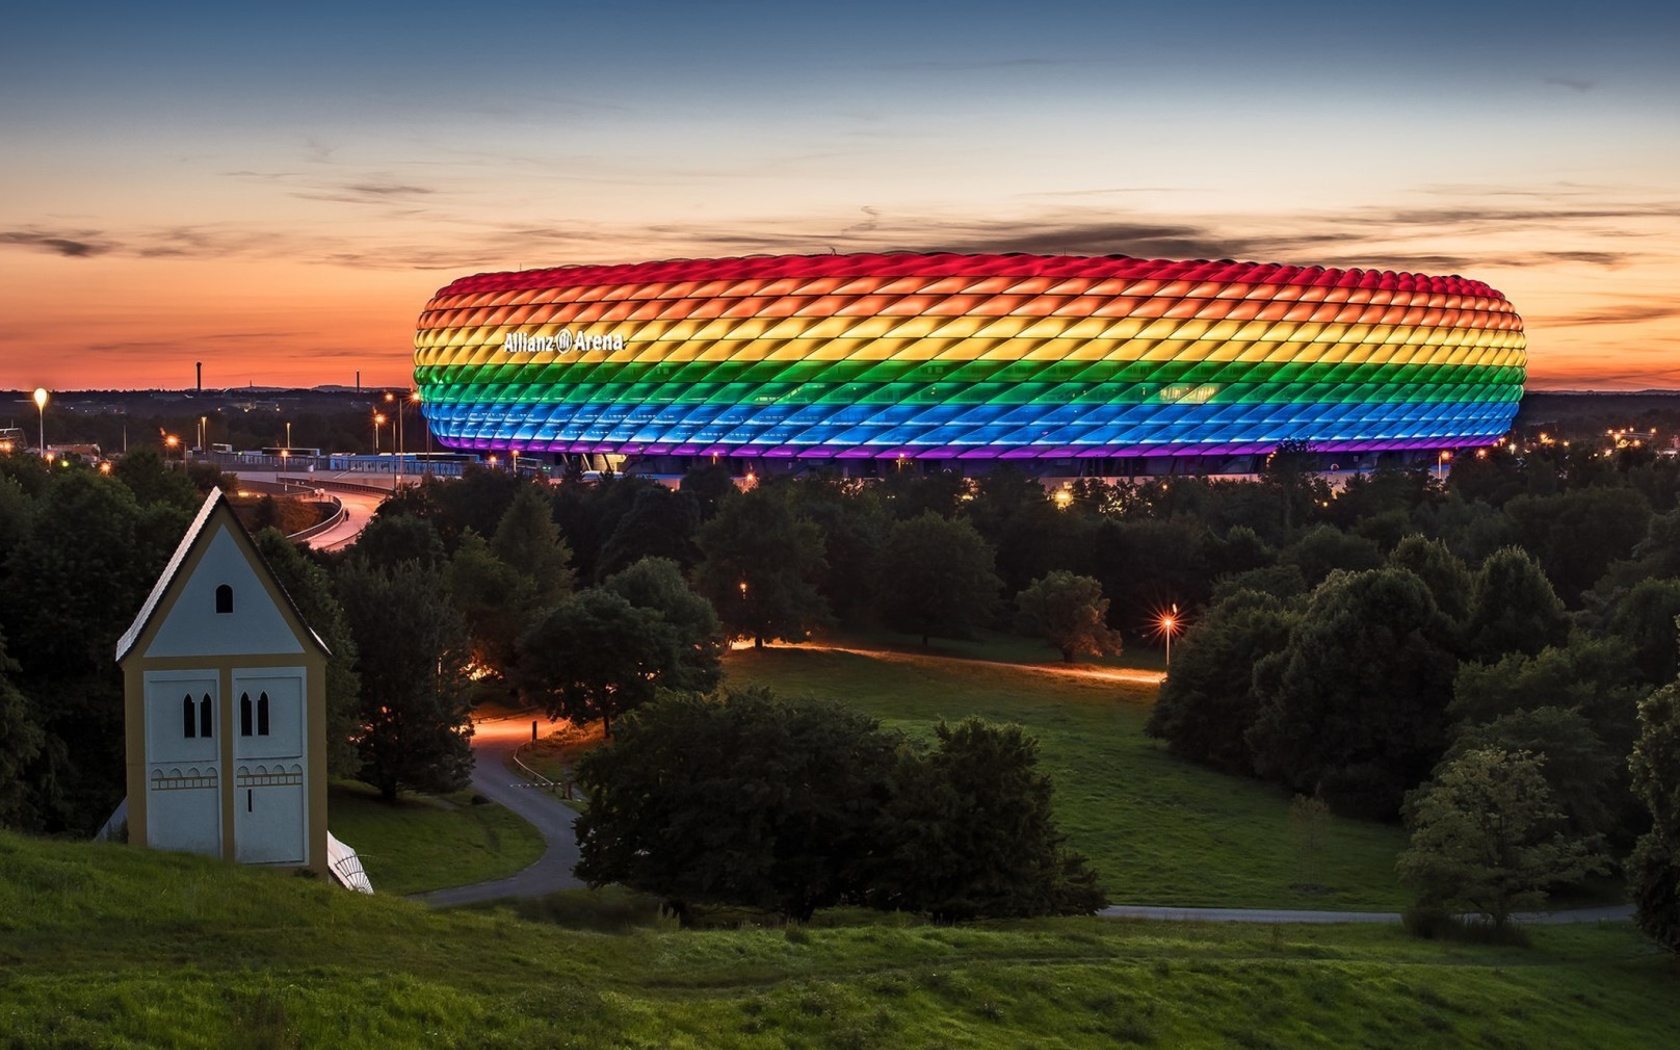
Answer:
0 229 115 257
1545 77 1598 92
1543 301 1680 327
291 180 437 205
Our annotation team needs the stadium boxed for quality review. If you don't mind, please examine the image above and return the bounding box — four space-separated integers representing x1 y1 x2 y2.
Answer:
412 252 1526 475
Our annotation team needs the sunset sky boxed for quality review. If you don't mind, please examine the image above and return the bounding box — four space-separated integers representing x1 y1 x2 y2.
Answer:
3 1 1678 392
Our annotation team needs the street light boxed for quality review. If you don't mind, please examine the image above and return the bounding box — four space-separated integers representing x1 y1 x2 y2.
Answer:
32 388 47 460
1157 603 1181 671
165 434 181 462
285 421 292 450
412 390 430 475
385 391 404 483
373 412 386 455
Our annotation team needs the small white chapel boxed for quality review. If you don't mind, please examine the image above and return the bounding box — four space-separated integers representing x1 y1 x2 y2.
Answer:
115 487 334 875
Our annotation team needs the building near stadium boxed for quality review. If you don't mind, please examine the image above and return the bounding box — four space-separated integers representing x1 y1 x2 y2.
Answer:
413 252 1525 474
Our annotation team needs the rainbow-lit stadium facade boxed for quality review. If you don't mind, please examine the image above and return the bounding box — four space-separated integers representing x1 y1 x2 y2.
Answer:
413 253 1525 466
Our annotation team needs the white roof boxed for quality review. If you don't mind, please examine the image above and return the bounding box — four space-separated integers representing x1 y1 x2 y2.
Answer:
115 487 329 663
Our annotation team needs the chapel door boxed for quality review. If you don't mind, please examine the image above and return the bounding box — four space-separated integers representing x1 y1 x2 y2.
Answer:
231 670 307 865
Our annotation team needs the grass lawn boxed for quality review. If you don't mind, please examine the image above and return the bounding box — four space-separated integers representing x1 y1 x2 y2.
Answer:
832 624 1171 672
326 781 545 896
1 831 1675 1048
725 643 1411 911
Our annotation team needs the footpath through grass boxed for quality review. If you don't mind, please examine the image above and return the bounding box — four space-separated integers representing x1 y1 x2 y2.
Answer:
325 781 544 895
1 832 1675 1049
725 642 1409 910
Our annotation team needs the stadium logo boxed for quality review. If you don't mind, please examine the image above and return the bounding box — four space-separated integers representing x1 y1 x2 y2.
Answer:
503 330 625 353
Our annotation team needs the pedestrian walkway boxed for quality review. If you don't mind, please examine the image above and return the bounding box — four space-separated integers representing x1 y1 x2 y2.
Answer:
420 718 585 906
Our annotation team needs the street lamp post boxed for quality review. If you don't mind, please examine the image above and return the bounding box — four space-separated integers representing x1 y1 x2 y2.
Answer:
285 421 292 451
412 390 429 476
1158 603 1181 671
373 412 386 456
32 388 47 460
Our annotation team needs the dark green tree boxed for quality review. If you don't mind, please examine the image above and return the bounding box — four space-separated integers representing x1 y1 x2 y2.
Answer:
1602 578 1680 686
1015 570 1122 662
351 511 446 571
111 445 199 511
0 470 184 831
0 632 44 828
1630 681 1680 952
1280 524 1384 590
335 560 473 802
1448 707 1622 841
876 512 1003 646
692 487 829 647
783 474 892 625
1388 534 1474 623
489 482 574 607
574 687 900 921
1397 747 1603 929
603 557 724 694
1463 546 1569 661
444 528 531 674
872 718 1106 921
1247 567 1459 817
1146 589 1301 773
252 528 362 777
517 588 677 735
597 486 701 577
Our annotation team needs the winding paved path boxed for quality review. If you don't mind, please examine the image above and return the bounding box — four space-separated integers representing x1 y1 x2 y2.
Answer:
420 717 585 907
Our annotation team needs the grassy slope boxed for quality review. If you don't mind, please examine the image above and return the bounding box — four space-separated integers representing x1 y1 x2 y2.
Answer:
725 645 1409 910
325 782 545 896
1 832 1676 1049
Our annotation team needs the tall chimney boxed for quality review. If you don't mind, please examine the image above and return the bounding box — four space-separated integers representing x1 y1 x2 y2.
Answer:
356 370 361 392
195 361 202 391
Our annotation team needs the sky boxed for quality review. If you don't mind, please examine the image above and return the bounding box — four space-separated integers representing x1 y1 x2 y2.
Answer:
2 0 1678 392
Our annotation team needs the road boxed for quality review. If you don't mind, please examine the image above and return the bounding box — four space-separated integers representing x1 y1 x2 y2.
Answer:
420 717 586 907
302 488 388 552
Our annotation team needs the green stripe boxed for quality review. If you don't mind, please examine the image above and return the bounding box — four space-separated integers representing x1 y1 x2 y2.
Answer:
415 359 1524 401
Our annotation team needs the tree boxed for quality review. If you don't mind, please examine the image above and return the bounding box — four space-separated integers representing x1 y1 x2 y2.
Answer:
252 528 362 777
692 487 829 647
1146 589 1300 773
574 687 901 921
1463 546 1569 662
1015 570 1122 662
111 445 199 511
517 588 678 736
1280 524 1384 590
444 528 532 673
489 482 574 606
574 690 1104 923
1397 748 1604 929
0 470 184 832
876 512 1003 646
1247 567 1459 817
0 632 44 828
351 511 446 571
335 561 473 802
1388 534 1473 623
1448 707 1622 842
597 486 701 576
1630 682 1680 952
602 557 724 694
872 718 1106 921
1602 578 1680 686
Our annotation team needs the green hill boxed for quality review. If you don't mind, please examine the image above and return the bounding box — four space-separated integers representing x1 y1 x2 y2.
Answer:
1 830 1675 1048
